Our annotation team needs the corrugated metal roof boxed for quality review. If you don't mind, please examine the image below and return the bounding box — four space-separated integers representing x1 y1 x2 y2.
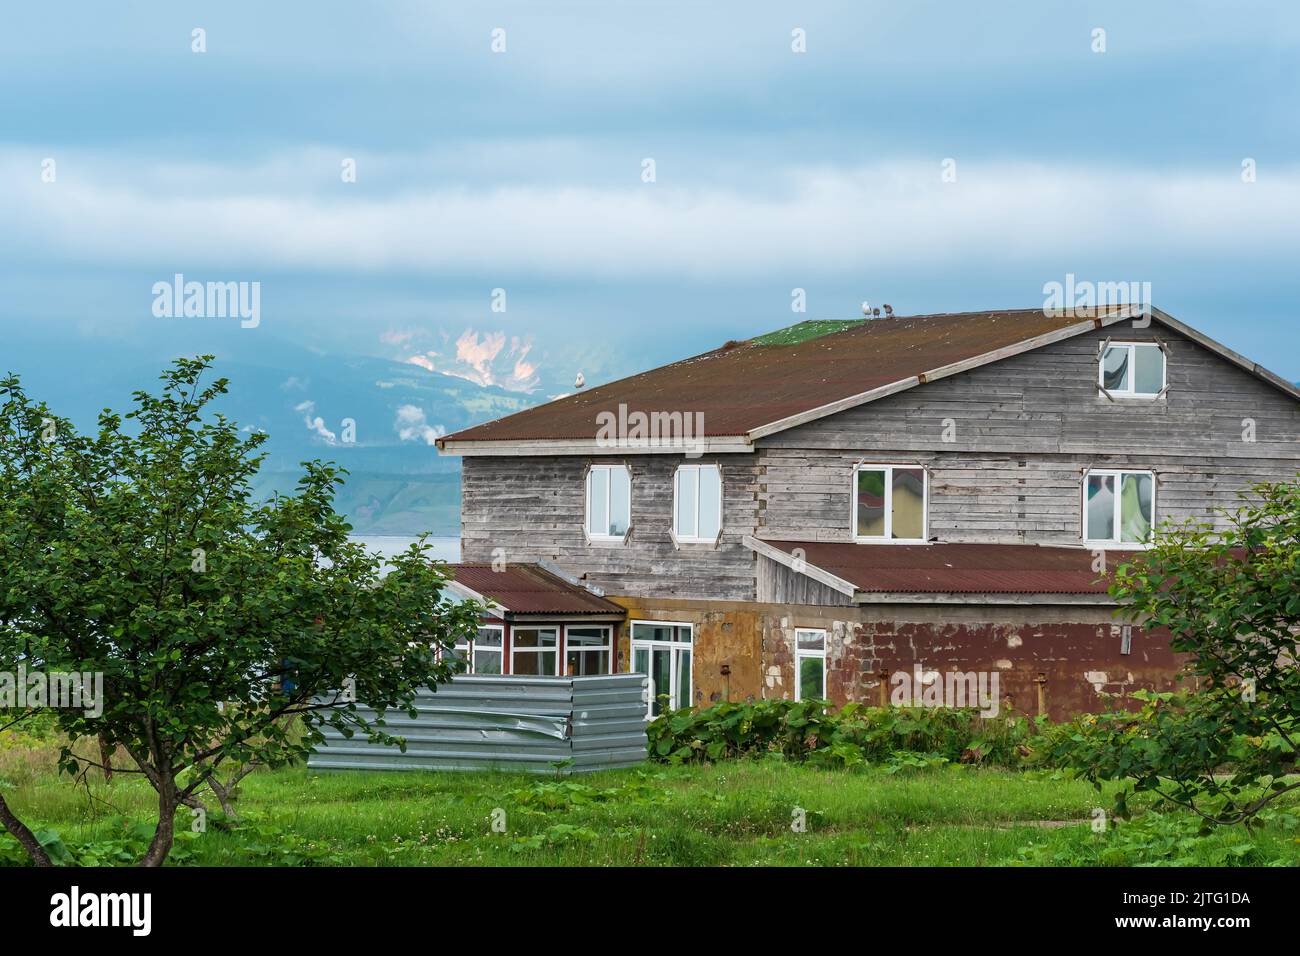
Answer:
449 563 627 615
759 540 1137 594
441 307 1128 443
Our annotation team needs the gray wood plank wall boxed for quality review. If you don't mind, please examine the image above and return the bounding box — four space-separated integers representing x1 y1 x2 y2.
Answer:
461 454 761 600
461 320 1299 600
757 322 1299 546
757 555 853 605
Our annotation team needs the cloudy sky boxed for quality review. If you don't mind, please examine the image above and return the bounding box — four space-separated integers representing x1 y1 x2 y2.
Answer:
3 0 1299 389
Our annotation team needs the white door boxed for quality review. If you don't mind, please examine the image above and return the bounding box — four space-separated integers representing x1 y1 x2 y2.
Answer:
631 621 693 716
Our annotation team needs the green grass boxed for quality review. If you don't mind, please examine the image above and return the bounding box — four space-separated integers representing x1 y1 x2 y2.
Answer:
5 757 1299 866
750 319 865 346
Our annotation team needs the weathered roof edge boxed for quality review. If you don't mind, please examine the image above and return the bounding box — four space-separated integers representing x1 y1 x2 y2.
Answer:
444 562 627 618
438 306 1300 456
745 535 857 597
1148 306 1300 402
443 576 506 618
437 436 755 457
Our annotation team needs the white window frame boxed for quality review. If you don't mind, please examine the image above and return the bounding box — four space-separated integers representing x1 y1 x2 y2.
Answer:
509 625 560 676
851 463 929 544
563 624 614 676
630 620 694 717
793 628 827 702
451 623 504 675
672 464 723 544
1081 468 1157 547
585 464 632 542
1098 341 1166 398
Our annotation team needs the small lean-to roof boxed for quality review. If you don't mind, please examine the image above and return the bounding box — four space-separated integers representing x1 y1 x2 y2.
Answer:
437 305 1300 455
447 563 626 617
748 538 1137 602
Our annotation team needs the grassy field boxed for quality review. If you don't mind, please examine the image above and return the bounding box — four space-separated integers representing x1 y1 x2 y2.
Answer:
3 754 1299 866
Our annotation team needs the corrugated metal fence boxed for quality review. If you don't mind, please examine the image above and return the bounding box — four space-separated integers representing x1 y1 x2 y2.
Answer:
308 674 648 774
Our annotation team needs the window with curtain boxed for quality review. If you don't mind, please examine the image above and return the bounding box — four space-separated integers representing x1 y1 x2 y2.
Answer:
853 464 927 542
1084 470 1154 544
1100 342 1165 396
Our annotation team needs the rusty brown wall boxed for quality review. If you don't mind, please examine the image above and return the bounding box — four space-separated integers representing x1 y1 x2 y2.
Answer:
612 599 767 707
611 596 1188 721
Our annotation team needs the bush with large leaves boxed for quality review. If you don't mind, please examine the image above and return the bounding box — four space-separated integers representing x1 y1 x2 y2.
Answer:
0 357 479 865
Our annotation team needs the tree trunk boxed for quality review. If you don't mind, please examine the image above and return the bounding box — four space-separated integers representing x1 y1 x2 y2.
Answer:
98 734 114 783
207 778 238 820
207 763 255 821
0 792 53 867
139 784 178 867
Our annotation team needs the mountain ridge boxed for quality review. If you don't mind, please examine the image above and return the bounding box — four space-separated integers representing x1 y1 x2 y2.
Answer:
2 330 539 535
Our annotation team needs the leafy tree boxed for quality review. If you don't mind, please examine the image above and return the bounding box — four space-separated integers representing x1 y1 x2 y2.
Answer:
1063 479 1300 826
0 358 479 865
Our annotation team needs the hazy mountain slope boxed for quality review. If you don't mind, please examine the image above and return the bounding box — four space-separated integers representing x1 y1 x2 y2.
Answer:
2 329 536 535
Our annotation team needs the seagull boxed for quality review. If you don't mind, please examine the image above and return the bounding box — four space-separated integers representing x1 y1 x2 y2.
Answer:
574 371 585 389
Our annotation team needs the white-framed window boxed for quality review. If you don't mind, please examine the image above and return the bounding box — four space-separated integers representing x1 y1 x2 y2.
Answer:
673 464 722 542
852 464 928 543
564 625 613 676
1083 469 1155 545
586 464 631 539
510 626 559 676
451 624 504 675
631 621 693 717
794 629 826 702
1099 342 1165 397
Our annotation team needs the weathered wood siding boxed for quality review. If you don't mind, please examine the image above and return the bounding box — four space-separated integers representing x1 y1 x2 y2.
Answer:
460 320 1298 601
757 553 853 605
461 454 760 600
756 322 1300 545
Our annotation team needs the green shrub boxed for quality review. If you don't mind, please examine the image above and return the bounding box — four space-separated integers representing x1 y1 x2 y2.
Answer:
1035 688 1300 826
647 699 1047 768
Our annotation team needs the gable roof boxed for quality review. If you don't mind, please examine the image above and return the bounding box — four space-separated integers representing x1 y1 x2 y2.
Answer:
446 563 626 619
437 305 1300 455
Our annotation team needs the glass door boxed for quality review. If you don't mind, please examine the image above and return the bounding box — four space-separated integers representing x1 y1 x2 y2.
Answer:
631 622 693 717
